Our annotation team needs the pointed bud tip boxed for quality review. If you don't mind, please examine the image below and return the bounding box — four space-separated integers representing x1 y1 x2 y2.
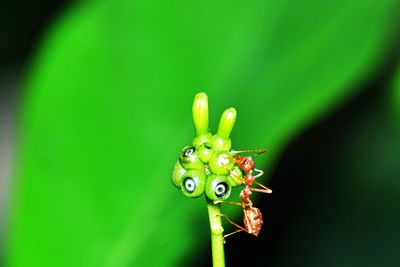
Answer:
192 92 209 136
223 107 237 118
217 107 237 139
194 92 208 101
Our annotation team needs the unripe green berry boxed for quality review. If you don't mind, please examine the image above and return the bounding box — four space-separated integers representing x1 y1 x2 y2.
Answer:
179 146 204 170
181 169 206 198
210 135 231 151
208 151 235 175
171 161 186 188
197 142 213 163
192 133 212 147
205 174 231 201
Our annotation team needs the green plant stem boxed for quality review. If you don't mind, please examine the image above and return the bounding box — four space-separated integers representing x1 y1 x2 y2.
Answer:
206 199 225 267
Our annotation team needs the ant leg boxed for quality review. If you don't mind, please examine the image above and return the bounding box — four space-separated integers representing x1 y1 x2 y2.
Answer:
214 200 243 206
217 213 248 233
253 168 264 179
225 167 244 185
223 229 245 241
252 169 272 193
253 181 272 193
231 149 268 155
251 188 272 194
214 200 253 207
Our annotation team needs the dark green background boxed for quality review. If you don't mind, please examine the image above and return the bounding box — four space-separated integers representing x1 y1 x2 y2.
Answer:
1 0 399 266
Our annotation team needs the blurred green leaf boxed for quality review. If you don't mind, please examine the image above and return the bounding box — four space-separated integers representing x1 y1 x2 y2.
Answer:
10 0 398 266
393 64 400 116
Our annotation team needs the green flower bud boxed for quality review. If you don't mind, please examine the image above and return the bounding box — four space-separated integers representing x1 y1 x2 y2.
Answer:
179 146 204 170
171 161 187 188
192 133 212 148
181 169 206 198
205 174 231 201
217 107 236 139
210 135 231 151
192 92 209 137
197 142 213 163
208 151 235 175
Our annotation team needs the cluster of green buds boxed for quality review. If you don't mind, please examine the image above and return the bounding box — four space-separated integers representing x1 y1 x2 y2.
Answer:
172 93 244 201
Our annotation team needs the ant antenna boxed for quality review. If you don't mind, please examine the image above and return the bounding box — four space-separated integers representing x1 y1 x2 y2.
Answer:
231 149 268 156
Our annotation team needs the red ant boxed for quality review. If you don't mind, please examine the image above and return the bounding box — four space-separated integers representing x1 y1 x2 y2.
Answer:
233 149 272 201
216 149 272 239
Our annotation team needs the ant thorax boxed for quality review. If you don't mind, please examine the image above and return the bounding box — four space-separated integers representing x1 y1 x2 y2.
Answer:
244 172 255 185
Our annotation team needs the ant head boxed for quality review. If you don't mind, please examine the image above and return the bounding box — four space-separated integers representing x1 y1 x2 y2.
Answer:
234 156 255 172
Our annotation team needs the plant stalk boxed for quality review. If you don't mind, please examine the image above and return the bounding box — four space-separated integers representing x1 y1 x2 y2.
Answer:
206 199 225 267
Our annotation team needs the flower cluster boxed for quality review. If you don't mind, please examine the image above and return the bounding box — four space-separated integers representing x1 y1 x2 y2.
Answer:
171 93 243 201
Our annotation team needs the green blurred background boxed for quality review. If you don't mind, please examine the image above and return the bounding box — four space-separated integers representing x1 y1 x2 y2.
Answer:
1 0 400 266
